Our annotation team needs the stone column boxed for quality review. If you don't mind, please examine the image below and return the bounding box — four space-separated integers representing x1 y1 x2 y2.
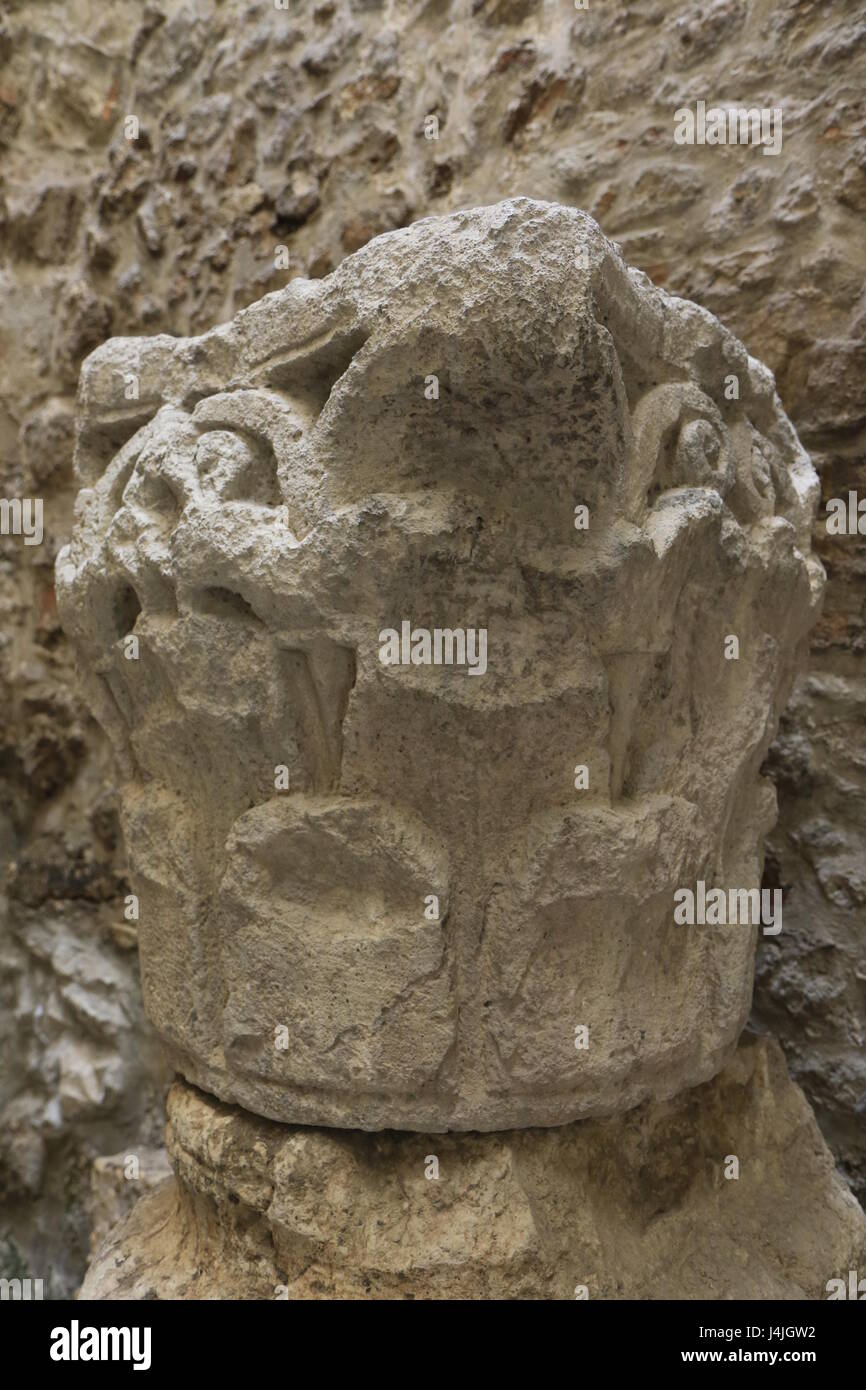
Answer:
60 200 865 1299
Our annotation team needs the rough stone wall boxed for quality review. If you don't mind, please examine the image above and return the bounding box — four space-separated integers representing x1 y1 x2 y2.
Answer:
0 0 864 1291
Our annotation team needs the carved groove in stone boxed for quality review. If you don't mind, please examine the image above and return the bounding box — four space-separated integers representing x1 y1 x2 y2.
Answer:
58 200 824 1131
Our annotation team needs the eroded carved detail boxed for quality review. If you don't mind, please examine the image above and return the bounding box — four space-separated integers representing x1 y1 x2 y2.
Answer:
58 200 824 1130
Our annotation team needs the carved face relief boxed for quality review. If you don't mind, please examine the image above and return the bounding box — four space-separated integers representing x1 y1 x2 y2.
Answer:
57 201 823 1130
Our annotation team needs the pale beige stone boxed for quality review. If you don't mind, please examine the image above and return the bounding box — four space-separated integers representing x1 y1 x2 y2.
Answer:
89 1147 172 1254
4 0 864 1294
79 1038 866 1300
58 199 823 1131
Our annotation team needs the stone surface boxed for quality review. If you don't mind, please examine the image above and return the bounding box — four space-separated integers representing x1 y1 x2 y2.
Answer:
88 1146 172 1255
57 199 823 1132
0 867 168 1298
79 1037 866 1300
2 0 865 1287
754 668 866 1201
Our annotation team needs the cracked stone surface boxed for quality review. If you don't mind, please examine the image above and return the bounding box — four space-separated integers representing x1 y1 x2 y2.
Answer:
58 199 823 1132
4 0 865 1290
79 1037 866 1301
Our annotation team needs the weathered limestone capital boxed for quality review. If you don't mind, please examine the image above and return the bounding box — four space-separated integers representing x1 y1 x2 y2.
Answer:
57 199 824 1132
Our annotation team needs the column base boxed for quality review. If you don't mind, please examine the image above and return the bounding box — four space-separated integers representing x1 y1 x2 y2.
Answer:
80 1037 866 1300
